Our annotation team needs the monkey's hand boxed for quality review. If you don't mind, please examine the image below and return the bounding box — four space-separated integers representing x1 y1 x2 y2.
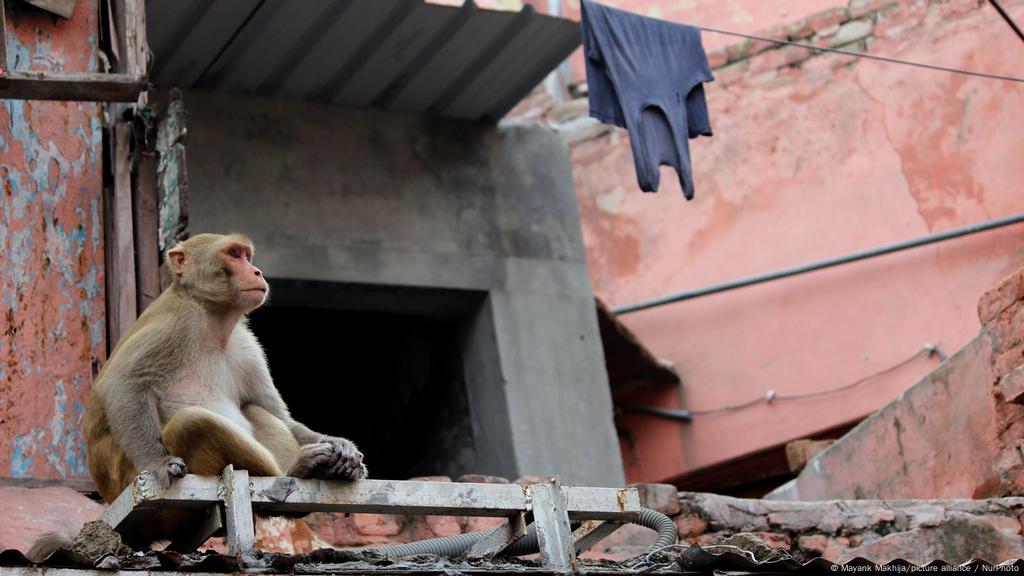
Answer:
286 442 334 478
322 436 368 480
147 455 188 488
287 438 367 480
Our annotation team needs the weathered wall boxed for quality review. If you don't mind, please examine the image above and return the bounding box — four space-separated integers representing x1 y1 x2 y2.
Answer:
766 268 1024 501
525 0 1024 486
180 90 624 487
672 492 1024 565
0 1 105 480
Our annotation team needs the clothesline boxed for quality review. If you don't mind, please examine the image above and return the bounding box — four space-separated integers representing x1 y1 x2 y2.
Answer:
698 25 1024 84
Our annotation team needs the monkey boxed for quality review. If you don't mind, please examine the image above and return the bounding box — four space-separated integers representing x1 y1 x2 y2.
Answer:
28 233 365 560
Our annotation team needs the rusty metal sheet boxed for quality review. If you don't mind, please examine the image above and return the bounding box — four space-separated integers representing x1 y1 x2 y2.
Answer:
0 0 105 481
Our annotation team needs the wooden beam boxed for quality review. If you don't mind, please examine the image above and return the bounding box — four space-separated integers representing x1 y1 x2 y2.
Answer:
0 0 146 103
0 71 146 102
107 119 138 346
132 118 161 311
122 0 147 78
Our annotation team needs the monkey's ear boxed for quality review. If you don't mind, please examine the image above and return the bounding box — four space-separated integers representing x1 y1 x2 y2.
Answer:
167 249 187 274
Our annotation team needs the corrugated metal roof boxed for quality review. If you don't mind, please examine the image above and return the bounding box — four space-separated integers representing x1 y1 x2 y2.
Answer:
146 0 581 121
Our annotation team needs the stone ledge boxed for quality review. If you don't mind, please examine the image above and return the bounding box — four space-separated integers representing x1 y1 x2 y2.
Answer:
676 492 1024 564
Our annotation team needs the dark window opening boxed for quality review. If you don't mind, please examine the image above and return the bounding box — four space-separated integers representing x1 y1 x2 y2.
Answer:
246 281 483 481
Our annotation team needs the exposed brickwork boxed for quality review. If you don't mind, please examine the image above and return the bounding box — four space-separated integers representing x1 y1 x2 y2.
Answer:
696 0 894 88
998 366 1024 404
976 269 1024 500
981 270 1024 383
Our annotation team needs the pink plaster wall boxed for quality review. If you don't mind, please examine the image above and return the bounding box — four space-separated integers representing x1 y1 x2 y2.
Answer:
556 0 845 80
766 268 1024 501
0 1 105 479
561 0 1024 485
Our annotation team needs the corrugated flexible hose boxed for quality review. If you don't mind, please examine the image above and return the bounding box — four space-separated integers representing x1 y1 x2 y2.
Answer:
362 507 677 559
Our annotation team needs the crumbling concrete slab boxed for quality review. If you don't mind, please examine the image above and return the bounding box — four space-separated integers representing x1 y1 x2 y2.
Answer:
0 486 103 553
676 492 1024 565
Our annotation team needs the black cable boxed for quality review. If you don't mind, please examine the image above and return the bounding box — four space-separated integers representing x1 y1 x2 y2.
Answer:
698 25 1024 84
987 0 1024 45
614 213 1024 314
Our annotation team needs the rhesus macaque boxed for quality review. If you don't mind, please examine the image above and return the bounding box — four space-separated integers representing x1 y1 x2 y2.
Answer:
30 233 365 558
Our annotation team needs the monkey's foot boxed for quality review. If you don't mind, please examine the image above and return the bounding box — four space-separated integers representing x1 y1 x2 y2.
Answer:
149 456 188 489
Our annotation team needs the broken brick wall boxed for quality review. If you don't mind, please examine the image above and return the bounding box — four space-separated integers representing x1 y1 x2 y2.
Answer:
512 0 1024 488
0 2 106 480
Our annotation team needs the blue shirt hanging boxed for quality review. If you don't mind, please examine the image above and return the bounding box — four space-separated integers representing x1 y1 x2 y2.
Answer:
580 0 714 199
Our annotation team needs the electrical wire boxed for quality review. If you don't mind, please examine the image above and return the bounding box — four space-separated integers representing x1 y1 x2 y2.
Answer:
987 0 1024 44
685 344 942 416
698 25 1024 84
614 213 1024 314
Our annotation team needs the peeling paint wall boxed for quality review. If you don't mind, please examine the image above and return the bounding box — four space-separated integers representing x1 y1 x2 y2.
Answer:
0 1 105 480
525 0 1024 487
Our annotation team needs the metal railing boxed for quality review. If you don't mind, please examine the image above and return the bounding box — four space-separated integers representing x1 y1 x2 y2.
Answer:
102 465 642 573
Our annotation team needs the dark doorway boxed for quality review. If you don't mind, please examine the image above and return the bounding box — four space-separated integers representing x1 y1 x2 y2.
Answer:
247 280 484 480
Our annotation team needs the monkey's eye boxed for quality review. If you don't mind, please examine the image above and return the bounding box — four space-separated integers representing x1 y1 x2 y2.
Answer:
227 247 242 259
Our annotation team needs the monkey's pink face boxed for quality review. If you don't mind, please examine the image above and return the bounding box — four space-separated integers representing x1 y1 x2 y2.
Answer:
222 243 269 309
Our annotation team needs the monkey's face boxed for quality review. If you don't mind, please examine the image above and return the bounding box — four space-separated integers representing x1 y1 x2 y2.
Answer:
168 233 270 312
220 242 269 312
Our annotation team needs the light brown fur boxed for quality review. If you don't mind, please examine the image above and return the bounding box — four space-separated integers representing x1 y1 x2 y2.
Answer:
75 233 366 551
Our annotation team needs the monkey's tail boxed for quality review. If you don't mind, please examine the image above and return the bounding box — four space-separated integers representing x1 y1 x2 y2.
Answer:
25 532 74 564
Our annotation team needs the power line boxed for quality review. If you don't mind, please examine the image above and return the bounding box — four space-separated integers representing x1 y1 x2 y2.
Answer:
686 345 941 417
987 0 1024 45
615 345 946 421
698 25 1024 84
614 213 1024 315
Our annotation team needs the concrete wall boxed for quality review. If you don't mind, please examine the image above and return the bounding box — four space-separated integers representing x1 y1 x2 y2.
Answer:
182 91 624 486
0 1 105 480
766 268 1024 501
515 0 1024 487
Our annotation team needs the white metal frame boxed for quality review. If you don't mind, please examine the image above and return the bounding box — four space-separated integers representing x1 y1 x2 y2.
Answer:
102 466 641 573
